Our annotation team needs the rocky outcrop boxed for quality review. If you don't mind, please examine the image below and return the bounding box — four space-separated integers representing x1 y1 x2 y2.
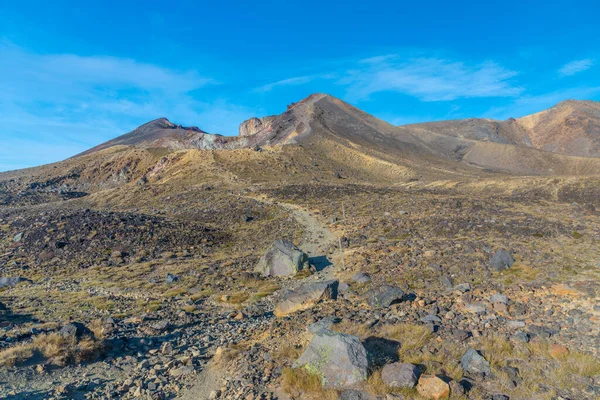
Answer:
255 239 309 277
275 280 338 317
238 116 276 137
293 329 368 388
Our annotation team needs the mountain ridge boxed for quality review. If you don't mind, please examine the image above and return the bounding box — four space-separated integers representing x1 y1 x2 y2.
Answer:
407 99 600 157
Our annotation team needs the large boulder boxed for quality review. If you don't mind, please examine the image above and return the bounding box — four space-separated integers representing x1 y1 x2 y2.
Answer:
381 362 420 388
365 285 404 308
490 250 515 271
275 280 338 317
255 239 309 277
293 329 368 388
460 348 491 376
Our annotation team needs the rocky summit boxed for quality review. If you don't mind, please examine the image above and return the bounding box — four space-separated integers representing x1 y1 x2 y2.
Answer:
0 93 600 400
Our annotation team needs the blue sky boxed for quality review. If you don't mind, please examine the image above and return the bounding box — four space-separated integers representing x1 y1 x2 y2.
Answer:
1 0 599 171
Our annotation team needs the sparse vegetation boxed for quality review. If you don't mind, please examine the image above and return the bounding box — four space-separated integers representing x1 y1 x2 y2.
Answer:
0 326 104 367
281 367 338 399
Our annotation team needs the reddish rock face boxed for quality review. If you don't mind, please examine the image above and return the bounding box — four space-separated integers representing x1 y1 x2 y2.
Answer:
238 116 276 137
239 117 263 137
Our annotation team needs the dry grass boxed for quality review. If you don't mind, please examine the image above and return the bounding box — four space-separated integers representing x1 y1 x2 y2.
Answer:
182 305 197 313
190 289 213 301
275 343 304 363
215 343 250 365
477 334 526 368
250 282 279 300
281 367 338 400
162 287 188 298
379 323 433 359
471 336 600 399
333 321 464 383
0 326 104 367
331 320 372 338
220 291 250 305
496 262 540 285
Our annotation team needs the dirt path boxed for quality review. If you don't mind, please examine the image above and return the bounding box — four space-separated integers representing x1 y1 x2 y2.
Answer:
241 193 338 277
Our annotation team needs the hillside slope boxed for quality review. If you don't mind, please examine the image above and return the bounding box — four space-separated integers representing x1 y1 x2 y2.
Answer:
408 100 600 157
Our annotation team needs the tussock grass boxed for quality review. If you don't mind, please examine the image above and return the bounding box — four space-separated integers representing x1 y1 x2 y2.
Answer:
477 334 527 368
275 343 304 363
162 287 188 298
0 322 104 367
190 289 213 301
331 320 372 338
281 367 337 400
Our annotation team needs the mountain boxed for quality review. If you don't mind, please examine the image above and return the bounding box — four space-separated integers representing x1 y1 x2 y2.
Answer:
2 94 600 400
79 118 241 155
78 94 600 177
3 93 600 204
407 100 600 157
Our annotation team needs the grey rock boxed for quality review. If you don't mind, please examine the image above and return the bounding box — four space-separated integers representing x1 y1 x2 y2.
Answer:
13 232 23 242
255 239 309 277
421 315 442 324
365 285 404 308
491 294 508 304
169 366 194 376
165 274 178 284
293 329 368 388
464 303 486 313
490 250 515 271
275 280 338 316
440 276 453 289
60 322 93 339
381 362 420 388
511 331 530 343
0 277 31 288
151 320 170 332
351 272 371 284
461 348 491 376
308 316 341 333
454 283 471 292
506 320 526 329
340 389 370 400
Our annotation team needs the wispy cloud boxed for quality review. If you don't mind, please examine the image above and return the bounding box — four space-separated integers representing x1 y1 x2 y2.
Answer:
254 76 314 92
341 56 523 102
558 59 594 77
0 43 256 171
